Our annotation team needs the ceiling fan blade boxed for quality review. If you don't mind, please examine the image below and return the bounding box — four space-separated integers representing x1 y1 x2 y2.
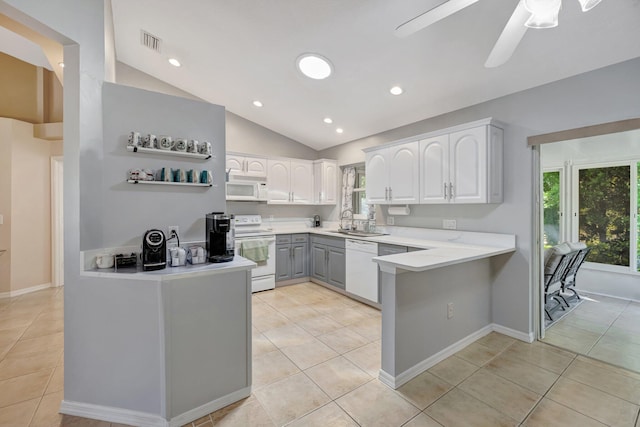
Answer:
484 0 531 68
395 0 481 38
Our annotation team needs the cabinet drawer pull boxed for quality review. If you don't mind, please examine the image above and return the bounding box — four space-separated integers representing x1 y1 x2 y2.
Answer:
449 182 454 199
444 183 447 199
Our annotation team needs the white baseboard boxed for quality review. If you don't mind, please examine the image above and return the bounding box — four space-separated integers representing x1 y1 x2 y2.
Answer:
491 323 534 343
169 387 251 427
0 282 52 299
60 387 252 427
378 325 493 389
60 400 168 427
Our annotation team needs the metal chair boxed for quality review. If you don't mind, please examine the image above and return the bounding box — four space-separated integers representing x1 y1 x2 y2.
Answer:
561 247 591 302
543 251 576 321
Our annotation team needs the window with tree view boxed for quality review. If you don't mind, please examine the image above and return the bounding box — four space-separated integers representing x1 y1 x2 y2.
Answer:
578 165 630 267
543 171 561 248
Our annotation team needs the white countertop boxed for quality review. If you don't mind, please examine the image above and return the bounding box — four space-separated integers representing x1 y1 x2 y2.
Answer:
373 245 514 273
273 226 516 273
81 256 256 281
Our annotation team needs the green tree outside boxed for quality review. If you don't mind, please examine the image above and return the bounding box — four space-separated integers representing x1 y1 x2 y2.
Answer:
578 166 630 266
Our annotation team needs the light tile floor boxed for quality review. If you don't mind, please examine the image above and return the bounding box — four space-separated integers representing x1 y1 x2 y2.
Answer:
543 292 640 372
1 283 640 426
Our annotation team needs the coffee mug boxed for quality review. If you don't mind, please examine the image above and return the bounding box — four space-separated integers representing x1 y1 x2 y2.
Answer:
191 169 200 183
198 141 212 155
128 131 142 147
159 135 174 150
96 253 114 269
174 138 187 152
157 167 171 182
187 140 199 153
143 134 157 149
172 168 187 183
200 170 212 184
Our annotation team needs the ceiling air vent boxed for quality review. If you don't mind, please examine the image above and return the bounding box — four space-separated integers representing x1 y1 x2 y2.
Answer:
140 30 162 53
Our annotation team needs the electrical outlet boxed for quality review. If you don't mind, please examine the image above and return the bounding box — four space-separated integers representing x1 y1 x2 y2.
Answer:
443 219 457 230
387 216 395 225
168 226 179 238
447 303 454 319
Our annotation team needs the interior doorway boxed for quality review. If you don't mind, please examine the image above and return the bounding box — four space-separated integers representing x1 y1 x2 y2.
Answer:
534 120 640 373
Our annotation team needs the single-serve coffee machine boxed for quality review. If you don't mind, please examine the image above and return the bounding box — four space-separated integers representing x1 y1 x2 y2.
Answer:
142 229 167 271
206 213 234 263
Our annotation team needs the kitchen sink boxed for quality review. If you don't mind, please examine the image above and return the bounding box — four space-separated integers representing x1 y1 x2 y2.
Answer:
328 230 388 237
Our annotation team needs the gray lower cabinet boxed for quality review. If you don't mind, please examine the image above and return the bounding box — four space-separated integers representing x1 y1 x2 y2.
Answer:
378 244 409 303
311 235 346 290
276 234 308 282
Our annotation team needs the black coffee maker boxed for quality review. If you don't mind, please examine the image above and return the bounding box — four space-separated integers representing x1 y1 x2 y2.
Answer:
142 229 167 271
206 213 234 263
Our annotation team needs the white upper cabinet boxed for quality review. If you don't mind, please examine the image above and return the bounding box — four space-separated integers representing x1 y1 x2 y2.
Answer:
419 135 449 203
313 160 338 205
365 150 388 204
365 141 419 205
419 123 503 204
226 153 267 177
388 142 420 203
267 159 314 204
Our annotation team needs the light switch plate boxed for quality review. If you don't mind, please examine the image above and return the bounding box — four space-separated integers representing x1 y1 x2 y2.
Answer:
443 219 456 230
0 214 3 225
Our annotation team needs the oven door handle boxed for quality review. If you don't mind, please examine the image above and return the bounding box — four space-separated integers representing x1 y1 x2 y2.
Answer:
236 236 276 243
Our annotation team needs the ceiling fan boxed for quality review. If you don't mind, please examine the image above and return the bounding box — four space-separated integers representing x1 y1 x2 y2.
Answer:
395 0 604 68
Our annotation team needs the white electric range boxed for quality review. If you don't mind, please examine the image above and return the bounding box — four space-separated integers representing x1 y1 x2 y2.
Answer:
233 215 276 292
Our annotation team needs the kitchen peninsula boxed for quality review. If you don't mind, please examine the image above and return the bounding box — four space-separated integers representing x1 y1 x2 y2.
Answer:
64 258 255 427
372 231 516 389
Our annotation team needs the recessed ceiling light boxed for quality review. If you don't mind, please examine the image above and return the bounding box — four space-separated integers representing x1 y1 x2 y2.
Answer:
168 58 181 67
323 117 333 124
336 128 344 134
253 100 263 107
58 62 64 68
390 86 403 95
296 53 333 80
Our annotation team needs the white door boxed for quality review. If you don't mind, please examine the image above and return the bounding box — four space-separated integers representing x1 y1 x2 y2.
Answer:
226 154 245 175
245 157 267 177
365 149 389 204
450 126 487 203
420 136 450 203
388 141 420 203
290 160 313 204
267 160 291 204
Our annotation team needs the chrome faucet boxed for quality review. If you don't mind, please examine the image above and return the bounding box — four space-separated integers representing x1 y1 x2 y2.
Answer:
339 208 354 231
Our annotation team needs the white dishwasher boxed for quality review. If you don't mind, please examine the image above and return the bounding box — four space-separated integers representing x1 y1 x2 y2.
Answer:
345 239 379 303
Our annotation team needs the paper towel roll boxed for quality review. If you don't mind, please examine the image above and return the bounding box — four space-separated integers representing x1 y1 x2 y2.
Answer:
388 205 411 216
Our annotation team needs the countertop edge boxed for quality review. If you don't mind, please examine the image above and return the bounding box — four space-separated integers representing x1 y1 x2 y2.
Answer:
81 257 256 281
373 247 516 273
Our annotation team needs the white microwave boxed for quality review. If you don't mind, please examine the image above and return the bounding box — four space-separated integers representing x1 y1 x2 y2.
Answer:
226 179 268 201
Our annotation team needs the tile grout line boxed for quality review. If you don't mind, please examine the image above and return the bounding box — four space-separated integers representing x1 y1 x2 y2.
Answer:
584 299 629 355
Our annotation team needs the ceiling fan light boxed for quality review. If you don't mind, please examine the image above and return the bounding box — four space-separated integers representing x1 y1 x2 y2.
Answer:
525 11 560 28
524 0 561 28
578 0 602 12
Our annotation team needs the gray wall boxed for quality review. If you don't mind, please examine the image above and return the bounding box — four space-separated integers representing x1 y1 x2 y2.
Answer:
116 62 318 160
320 57 640 335
115 62 329 220
102 82 226 246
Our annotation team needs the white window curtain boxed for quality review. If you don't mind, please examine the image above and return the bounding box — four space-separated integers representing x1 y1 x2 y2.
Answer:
341 166 356 213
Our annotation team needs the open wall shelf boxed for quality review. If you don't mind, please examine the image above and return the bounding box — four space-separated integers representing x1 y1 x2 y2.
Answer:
126 145 213 160
127 180 214 188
